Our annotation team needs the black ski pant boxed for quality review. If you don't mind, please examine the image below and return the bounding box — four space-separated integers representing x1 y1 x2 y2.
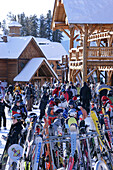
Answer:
0 112 6 128
39 109 45 120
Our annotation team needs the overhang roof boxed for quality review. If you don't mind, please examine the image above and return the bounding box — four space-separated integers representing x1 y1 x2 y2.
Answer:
63 0 113 24
13 58 58 82
38 41 68 60
52 0 113 29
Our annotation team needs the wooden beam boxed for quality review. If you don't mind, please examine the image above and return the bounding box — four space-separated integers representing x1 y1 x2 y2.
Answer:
69 25 75 49
88 25 98 37
32 76 52 79
87 68 97 79
100 72 105 78
73 34 79 41
74 69 80 76
61 28 70 38
74 24 84 34
83 25 88 83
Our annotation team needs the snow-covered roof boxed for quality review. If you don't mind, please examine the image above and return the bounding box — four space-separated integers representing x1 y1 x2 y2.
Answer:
38 41 68 60
35 37 50 43
0 36 68 60
14 58 58 82
63 0 113 24
8 21 22 27
0 36 33 59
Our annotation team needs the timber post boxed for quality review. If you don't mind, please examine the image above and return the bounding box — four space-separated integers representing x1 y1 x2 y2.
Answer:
83 24 88 84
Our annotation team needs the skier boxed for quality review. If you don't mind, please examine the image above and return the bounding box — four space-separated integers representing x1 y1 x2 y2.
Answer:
13 90 22 103
39 90 49 121
25 83 34 111
69 81 77 97
12 99 27 121
80 82 92 114
7 114 23 144
0 93 11 130
60 95 68 109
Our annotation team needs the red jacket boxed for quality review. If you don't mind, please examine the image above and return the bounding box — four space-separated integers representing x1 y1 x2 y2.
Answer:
52 87 60 96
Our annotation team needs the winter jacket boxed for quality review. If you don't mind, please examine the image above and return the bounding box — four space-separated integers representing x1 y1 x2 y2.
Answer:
39 94 49 110
12 104 27 120
0 100 10 116
70 85 77 97
67 87 73 99
52 87 61 97
8 121 23 144
26 86 34 100
80 84 92 101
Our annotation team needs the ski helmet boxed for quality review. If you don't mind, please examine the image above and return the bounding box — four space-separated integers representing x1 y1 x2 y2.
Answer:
60 95 65 102
68 108 77 117
68 99 74 107
12 114 22 120
29 112 37 119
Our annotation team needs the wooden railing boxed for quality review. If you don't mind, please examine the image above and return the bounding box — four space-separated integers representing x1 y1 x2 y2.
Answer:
69 46 113 68
88 47 113 58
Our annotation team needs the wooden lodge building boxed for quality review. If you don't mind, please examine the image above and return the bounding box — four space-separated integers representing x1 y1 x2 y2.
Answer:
0 21 68 86
51 0 113 85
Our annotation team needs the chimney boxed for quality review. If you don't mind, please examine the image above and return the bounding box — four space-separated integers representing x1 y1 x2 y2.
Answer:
8 21 22 37
1 32 7 42
3 35 7 42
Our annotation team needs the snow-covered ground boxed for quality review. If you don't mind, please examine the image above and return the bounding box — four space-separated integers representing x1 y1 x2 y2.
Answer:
0 105 40 163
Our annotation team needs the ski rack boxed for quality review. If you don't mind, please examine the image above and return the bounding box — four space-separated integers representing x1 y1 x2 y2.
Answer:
42 129 113 144
42 131 99 144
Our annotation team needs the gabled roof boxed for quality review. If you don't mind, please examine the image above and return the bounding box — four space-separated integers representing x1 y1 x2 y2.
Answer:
52 0 113 25
14 58 58 82
0 36 33 59
37 41 68 60
0 36 68 60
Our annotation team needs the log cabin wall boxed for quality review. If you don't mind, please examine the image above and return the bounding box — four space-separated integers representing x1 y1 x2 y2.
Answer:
0 59 8 81
0 59 18 84
7 60 18 84
18 39 45 73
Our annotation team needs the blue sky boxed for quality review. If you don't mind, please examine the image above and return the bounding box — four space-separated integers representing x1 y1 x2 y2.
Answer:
0 0 55 21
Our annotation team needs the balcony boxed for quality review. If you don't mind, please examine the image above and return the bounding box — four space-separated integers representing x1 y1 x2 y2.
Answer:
69 47 113 69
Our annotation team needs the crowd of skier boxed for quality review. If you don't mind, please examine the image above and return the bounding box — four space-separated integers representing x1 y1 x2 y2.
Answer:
0 80 113 169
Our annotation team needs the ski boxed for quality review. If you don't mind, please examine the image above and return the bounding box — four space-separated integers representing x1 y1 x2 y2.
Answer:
0 126 14 169
32 135 42 170
67 117 77 170
19 112 37 169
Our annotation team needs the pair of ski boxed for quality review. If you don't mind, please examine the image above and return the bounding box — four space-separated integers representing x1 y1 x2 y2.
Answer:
1 112 39 170
67 117 77 170
19 112 39 169
91 109 113 169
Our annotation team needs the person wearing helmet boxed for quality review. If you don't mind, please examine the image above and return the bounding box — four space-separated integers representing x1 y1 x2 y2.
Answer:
101 95 113 122
7 114 23 144
68 99 75 109
60 88 69 102
12 99 27 121
68 108 77 119
60 95 68 109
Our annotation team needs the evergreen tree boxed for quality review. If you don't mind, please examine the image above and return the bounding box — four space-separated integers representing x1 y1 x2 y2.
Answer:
1 20 8 35
7 12 16 21
17 13 26 36
46 10 52 40
52 29 63 43
5 10 63 41
39 14 47 38
30 15 38 37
